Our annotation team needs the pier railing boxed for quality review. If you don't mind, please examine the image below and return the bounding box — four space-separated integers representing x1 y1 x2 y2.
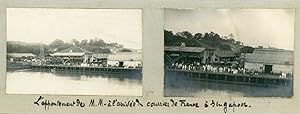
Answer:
165 68 292 86
30 64 142 74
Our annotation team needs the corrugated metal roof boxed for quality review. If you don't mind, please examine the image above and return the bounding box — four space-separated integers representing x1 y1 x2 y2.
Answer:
7 53 36 57
245 49 293 65
51 46 92 57
93 54 109 59
107 52 142 61
165 46 205 53
215 50 236 57
59 46 92 53
51 52 85 57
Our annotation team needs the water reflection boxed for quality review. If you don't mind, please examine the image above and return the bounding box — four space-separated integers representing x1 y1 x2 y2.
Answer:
6 69 142 96
164 71 293 97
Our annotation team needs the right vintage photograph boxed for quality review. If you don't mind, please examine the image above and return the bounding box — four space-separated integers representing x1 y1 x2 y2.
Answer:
164 9 294 97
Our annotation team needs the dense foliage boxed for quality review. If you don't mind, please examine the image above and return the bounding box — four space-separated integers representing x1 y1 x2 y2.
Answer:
7 38 126 55
164 30 254 52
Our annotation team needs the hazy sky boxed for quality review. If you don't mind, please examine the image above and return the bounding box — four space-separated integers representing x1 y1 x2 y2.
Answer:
7 8 142 49
165 9 295 50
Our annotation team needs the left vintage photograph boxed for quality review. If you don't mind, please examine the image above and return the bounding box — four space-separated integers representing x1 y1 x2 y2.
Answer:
6 8 143 96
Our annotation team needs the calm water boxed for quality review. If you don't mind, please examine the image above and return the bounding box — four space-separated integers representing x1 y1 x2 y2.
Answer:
164 71 293 97
6 69 142 96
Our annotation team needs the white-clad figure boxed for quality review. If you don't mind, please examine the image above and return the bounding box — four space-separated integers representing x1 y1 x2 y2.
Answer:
282 72 287 78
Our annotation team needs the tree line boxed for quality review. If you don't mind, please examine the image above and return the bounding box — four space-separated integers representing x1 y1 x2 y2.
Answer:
164 30 254 53
7 37 126 55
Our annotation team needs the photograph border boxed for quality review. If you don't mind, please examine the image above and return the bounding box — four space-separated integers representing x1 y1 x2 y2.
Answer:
0 0 299 113
4 7 144 97
163 8 295 98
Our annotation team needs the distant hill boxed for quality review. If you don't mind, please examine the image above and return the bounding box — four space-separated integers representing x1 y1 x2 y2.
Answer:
164 30 251 53
7 41 43 55
7 38 135 55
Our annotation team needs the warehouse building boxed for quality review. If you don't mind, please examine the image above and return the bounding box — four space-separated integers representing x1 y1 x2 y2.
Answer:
212 50 238 63
107 52 142 68
7 53 36 62
51 46 93 65
244 48 293 74
164 45 215 66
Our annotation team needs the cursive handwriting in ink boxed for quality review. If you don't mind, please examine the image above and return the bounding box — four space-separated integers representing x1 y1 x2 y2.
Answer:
33 96 252 113
107 99 144 107
204 100 251 113
88 99 144 107
34 96 85 110
179 100 199 108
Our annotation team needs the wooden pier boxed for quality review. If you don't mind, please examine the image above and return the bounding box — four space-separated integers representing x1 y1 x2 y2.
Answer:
166 68 292 86
30 65 142 74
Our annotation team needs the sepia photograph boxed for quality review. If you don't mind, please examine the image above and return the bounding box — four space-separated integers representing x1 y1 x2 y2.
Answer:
6 8 142 96
164 9 294 97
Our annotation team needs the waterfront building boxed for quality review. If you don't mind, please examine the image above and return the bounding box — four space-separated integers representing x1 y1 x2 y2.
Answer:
243 48 293 74
7 53 36 58
91 54 109 67
164 45 215 66
107 52 142 68
212 50 238 63
50 46 93 65
7 53 36 62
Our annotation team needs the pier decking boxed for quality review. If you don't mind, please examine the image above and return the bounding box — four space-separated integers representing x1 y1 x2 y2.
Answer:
30 65 142 74
166 68 292 86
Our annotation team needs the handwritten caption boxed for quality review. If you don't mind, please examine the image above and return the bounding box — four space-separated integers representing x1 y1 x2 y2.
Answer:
33 96 251 113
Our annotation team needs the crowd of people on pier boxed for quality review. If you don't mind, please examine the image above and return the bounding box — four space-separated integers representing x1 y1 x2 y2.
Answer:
167 61 292 78
168 62 254 75
46 62 141 68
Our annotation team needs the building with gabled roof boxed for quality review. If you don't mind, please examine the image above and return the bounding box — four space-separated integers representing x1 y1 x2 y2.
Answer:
51 46 92 56
50 46 93 65
243 48 293 74
90 53 110 67
212 50 238 63
107 52 142 68
165 46 206 53
7 53 36 62
164 43 215 65
7 53 36 58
